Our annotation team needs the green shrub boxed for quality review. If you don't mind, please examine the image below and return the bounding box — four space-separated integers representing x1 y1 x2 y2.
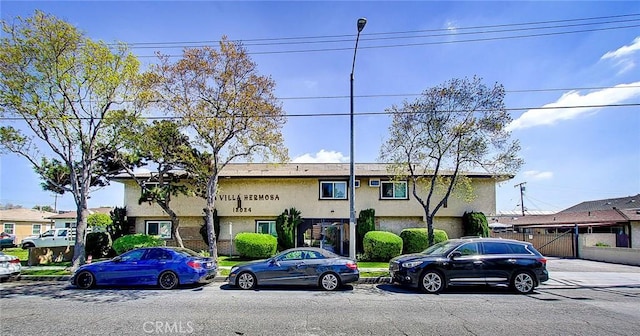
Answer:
462 212 490 237
363 231 403 261
112 234 165 255
356 208 375 253
235 233 277 259
85 232 114 258
400 228 449 253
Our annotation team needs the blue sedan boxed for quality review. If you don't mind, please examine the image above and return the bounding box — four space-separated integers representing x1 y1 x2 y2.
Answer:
71 247 217 290
228 247 359 291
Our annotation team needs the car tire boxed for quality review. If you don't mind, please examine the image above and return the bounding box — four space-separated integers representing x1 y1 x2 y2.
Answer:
511 271 535 294
158 271 179 290
419 270 444 294
21 243 34 249
237 271 256 290
319 272 341 291
75 270 95 289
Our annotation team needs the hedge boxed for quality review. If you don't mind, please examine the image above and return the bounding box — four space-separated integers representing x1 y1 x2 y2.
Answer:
235 233 278 259
363 231 403 261
112 234 165 255
400 228 449 254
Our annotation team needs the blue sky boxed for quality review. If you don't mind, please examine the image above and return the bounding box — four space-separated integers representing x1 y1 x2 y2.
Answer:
1 1 639 214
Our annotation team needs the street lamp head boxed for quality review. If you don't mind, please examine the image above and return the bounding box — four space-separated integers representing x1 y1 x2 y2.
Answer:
357 18 367 32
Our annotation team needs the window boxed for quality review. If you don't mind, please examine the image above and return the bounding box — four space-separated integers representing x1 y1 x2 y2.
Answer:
120 249 146 262
3 223 15 235
454 242 481 256
256 220 277 237
380 181 408 199
32 224 42 235
144 248 172 260
64 222 76 228
320 181 347 199
41 230 55 237
146 221 172 239
482 242 513 255
369 179 380 187
354 180 360 188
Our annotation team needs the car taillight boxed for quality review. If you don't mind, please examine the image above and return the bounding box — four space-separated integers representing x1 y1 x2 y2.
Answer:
346 261 358 270
538 257 547 265
10 259 20 264
187 260 202 269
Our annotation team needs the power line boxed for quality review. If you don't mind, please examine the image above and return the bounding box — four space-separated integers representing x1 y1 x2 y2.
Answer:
116 13 640 47
135 23 640 57
2 102 638 121
125 17 640 49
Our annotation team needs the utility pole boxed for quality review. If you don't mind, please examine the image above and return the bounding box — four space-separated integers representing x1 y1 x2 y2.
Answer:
514 182 526 216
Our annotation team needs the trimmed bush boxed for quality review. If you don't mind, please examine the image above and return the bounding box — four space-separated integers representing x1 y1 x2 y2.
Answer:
112 234 165 255
235 233 277 259
463 212 490 237
363 231 403 261
400 228 449 254
85 232 114 258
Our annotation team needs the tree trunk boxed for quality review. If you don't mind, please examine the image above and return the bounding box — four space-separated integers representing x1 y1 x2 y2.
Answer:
160 203 184 248
426 215 435 247
205 174 219 261
71 197 89 271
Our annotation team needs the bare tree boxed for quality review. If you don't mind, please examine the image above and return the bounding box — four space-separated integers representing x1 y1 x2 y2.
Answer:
147 37 288 260
0 11 142 269
380 77 523 245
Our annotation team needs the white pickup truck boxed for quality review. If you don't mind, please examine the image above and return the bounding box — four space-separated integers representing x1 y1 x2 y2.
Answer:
21 228 76 249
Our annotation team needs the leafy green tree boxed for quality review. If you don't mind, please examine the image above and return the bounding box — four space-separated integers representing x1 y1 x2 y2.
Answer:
275 208 302 250
108 207 129 241
0 11 142 270
87 213 112 228
380 77 522 246
104 120 196 248
147 37 288 260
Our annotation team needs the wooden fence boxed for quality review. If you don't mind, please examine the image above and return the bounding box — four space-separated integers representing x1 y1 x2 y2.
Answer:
490 232 575 258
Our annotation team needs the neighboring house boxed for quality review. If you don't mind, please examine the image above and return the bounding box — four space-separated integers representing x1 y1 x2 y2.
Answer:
0 208 56 245
47 207 114 229
116 163 510 255
497 194 640 248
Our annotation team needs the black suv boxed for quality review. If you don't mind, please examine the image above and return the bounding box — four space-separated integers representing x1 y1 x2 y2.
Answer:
389 237 549 294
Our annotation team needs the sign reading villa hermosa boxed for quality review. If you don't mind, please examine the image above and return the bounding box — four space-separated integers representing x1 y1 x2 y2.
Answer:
215 194 280 201
215 194 281 213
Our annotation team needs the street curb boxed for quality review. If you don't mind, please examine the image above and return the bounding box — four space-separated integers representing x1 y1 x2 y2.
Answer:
16 275 393 284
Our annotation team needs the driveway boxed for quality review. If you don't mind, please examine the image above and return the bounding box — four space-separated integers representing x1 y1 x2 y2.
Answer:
544 257 640 288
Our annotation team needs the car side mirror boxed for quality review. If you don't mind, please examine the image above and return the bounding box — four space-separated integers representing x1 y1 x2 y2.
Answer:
450 251 462 259
269 258 279 266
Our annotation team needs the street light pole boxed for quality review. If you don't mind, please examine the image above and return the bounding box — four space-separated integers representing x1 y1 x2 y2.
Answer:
349 18 367 260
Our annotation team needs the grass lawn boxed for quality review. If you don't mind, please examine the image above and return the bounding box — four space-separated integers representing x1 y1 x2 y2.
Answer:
2 248 27 261
20 269 71 276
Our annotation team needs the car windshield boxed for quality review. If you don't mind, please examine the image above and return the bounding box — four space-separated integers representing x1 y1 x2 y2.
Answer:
421 240 461 256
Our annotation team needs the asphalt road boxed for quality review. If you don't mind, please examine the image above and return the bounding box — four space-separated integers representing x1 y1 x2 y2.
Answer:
1 258 639 336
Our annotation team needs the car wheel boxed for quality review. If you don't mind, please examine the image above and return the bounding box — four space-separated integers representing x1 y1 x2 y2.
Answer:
419 270 444 294
319 272 341 291
21 243 34 249
511 271 535 294
158 271 179 290
75 271 95 289
237 272 256 290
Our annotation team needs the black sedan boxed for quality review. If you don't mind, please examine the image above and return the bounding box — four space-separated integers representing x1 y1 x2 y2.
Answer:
228 247 359 291
71 247 217 290
389 237 549 294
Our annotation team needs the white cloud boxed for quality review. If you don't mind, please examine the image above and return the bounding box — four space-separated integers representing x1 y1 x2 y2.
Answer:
292 149 347 163
523 170 553 180
601 36 640 75
507 82 640 131
601 36 640 60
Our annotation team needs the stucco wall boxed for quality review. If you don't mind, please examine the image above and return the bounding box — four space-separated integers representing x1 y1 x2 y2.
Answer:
580 233 616 247
580 246 640 266
122 175 496 241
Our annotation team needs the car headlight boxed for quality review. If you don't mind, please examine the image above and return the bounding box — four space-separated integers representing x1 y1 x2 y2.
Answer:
230 266 238 274
402 261 422 268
